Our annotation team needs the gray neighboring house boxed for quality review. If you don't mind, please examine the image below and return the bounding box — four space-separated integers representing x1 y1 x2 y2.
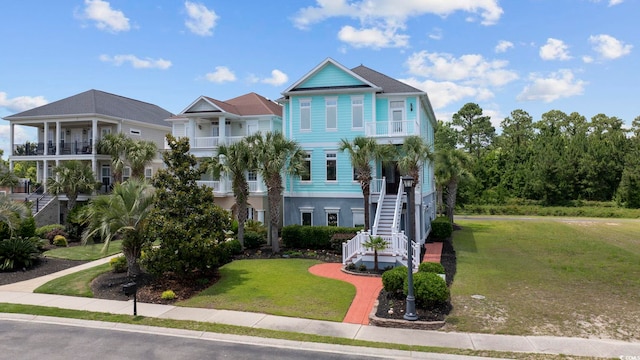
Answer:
4 89 173 223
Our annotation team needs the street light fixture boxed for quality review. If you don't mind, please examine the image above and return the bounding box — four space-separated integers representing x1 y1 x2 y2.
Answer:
402 176 418 321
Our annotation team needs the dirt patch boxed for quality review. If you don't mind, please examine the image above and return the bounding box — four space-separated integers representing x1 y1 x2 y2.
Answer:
0 257 89 286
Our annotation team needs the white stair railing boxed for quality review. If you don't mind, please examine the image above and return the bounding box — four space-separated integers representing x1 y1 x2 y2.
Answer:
371 177 385 236
342 230 369 265
391 177 405 234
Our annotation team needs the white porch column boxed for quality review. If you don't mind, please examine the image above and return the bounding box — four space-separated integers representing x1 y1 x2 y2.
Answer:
42 160 48 193
55 121 61 155
219 116 226 143
43 122 49 154
92 119 98 154
188 118 196 147
257 210 265 224
9 123 14 156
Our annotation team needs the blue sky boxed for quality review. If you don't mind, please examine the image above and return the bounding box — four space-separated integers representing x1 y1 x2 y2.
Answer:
1 0 638 158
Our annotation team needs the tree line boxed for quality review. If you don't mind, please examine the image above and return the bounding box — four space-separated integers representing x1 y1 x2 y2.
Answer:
436 103 640 209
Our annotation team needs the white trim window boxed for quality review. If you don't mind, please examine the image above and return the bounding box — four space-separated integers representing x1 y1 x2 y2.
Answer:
326 152 337 181
325 97 337 130
390 100 405 133
351 208 365 228
325 207 340 227
144 167 153 180
351 97 364 129
247 207 255 221
301 152 311 181
123 166 131 181
299 207 314 226
300 99 311 131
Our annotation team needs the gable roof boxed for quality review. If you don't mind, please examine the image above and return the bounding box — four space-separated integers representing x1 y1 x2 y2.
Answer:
282 58 381 95
350 65 424 94
181 92 282 117
4 89 174 127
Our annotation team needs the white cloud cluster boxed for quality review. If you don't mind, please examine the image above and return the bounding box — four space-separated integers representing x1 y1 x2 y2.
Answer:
205 66 236 83
589 34 632 59
592 0 624 6
184 1 219 36
80 0 130 33
0 92 48 112
260 70 289 86
539 38 571 61
292 0 503 49
99 54 172 69
517 69 586 102
495 40 513 53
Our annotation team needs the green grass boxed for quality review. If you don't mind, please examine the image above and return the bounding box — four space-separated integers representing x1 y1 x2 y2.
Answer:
179 259 355 322
458 203 640 218
34 263 112 297
0 304 594 360
447 219 640 341
44 240 123 261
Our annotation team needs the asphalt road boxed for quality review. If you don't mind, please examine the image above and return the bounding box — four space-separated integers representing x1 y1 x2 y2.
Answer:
0 320 400 360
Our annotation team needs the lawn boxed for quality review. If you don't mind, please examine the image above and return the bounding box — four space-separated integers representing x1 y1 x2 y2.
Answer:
44 240 123 261
446 218 640 341
35 263 111 297
178 259 355 322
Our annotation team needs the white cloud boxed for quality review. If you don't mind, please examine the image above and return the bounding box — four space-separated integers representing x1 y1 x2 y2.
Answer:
80 0 130 33
399 78 486 109
293 0 502 48
337 25 409 48
582 55 594 63
406 51 518 87
99 54 172 69
0 92 48 112
495 40 513 53
589 34 632 59
261 70 289 86
205 66 236 83
428 28 443 40
609 0 623 5
184 1 219 36
539 38 571 61
517 69 586 102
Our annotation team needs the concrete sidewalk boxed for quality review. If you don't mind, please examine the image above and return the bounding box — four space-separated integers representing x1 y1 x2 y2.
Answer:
1 258 639 358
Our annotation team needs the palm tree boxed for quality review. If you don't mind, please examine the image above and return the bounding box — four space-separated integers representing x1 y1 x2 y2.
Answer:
81 178 154 277
126 140 157 179
397 135 434 186
435 149 472 223
98 133 130 185
363 235 388 271
246 132 307 253
207 140 253 248
339 136 394 231
0 195 29 238
48 160 101 210
0 160 19 188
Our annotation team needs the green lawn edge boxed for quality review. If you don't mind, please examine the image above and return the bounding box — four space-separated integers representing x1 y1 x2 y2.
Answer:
34 263 111 297
44 240 123 261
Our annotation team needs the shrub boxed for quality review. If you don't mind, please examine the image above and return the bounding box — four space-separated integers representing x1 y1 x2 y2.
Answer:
109 256 128 273
346 263 356 270
419 261 445 274
358 263 367 271
17 216 36 238
45 228 68 245
0 237 41 271
161 290 176 300
281 225 360 250
430 217 453 239
245 219 267 237
35 224 65 239
382 266 408 294
52 235 68 247
405 272 449 307
65 204 88 242
225 239 243 255
243 231 266 249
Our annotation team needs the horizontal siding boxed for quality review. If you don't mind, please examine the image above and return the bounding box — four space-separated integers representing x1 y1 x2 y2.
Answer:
288 147 362 195
298 63 365 89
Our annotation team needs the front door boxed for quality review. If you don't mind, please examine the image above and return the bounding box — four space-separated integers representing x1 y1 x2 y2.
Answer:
382 161 401 194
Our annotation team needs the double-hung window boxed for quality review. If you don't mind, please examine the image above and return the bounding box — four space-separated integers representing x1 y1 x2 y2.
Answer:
301 152 311 181
351 97 363 129
300 99 311 131
326 98 337 130
326 153 337 181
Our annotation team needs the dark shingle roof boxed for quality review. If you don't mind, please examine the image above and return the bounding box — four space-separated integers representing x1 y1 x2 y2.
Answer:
5 89 174 127
351 65 423 94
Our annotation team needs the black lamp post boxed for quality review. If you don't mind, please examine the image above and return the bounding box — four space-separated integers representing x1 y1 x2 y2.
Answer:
403 176 418 321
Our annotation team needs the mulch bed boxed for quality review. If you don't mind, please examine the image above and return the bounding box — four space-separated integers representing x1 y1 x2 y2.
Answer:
0 257 89 286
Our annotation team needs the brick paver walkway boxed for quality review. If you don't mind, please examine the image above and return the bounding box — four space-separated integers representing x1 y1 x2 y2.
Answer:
309 242 444 325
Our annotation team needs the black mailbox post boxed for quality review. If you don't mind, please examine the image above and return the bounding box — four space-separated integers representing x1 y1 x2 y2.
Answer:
122 281 138 315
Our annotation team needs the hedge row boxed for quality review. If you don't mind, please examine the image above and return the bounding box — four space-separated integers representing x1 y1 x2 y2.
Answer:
281 225 362 251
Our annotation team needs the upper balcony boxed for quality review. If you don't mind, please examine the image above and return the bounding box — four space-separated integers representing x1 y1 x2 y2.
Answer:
13 140 94 157
365 120 420 142
191 136 245 149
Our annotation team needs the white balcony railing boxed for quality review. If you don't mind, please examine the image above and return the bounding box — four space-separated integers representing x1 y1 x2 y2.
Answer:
196 181 220 192
192 136 247 149
364 120 419 137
